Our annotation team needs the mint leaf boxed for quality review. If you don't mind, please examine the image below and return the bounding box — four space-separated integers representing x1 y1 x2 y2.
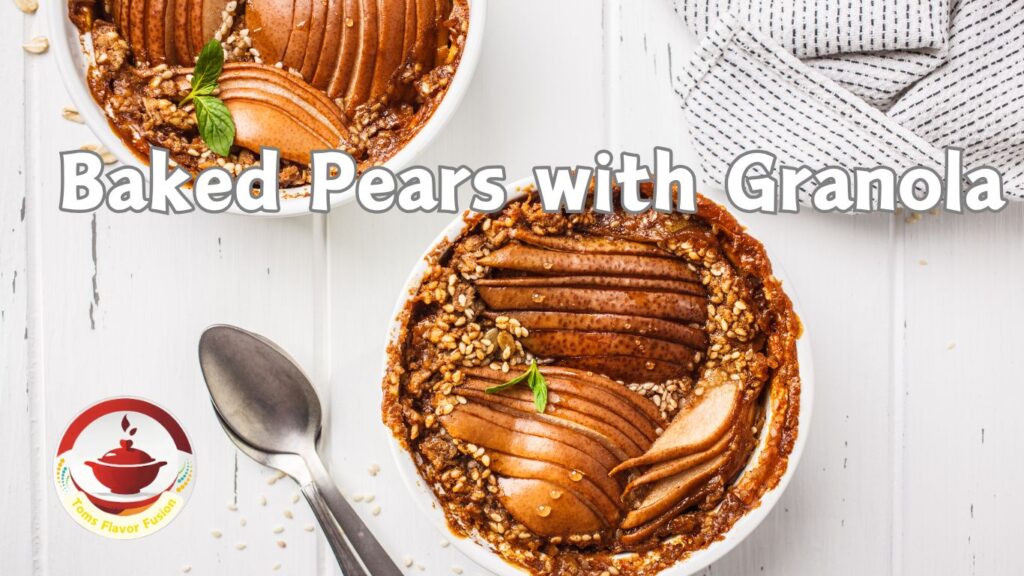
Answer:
194 95 235 157
484 370 531 394
485 360 548 413
529 366 548 413
192 40 224 93
177 39 236 157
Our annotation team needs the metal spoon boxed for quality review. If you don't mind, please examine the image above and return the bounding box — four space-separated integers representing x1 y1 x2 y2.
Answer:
198 324 402 576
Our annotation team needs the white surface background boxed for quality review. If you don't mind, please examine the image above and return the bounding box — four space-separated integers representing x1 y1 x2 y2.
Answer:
3 1 1023 575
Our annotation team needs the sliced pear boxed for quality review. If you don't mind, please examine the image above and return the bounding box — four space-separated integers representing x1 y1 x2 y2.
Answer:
368 0 406 100
249 0 295 64
521 331 699 368
555 355 692 383
187 0 202 55
114 0 131 44
219 63 347 163
218 87 336 149
162 0 177 63
411 0 436 71
620 452 728 530
172 0 191 62
510 229 669 256
497 477 606 538
326 0 360 98
462 367 661 439
282 0 312 70
145 0 168 63
476 285 707 324
467 365 663 424
456 402 621 473
611 382 739 474
439 409 621 501
618 482 714 546
129 0 148 62
492 311 706 353
310 0 344 89
479 243 700 282
433 0 450 65
623 428 733 495
201 0 227 47
459 389 648 459
225 99 332 162
342 0 379 114
221 63 346 133
459 378 658 445
489 452 620 525
475 275 704 296
400 0 416 63
299 0 329 79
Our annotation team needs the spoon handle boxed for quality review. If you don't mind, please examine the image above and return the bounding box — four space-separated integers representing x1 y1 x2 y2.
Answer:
301 481 368 576
306 454 405 576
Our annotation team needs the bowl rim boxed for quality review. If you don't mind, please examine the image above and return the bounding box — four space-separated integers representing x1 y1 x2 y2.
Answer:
380 179 815 575
48 0 487 218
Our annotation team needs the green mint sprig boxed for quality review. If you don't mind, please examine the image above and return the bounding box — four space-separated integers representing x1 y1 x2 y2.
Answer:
486 359 548 413
180 40 235 157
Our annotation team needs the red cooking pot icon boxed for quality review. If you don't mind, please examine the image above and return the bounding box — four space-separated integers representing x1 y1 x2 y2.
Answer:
85 438 167 495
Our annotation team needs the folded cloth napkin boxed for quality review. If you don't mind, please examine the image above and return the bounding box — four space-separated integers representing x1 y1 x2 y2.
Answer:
674 0 1024 202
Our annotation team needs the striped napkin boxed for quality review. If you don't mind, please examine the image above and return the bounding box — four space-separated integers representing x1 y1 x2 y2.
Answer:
673 0 1024 202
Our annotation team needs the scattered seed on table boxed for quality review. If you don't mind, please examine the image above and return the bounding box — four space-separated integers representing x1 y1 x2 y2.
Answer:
404 557 414 568
273 525 284 534
303 524 314 532
61 107 84 124
79 143 116 164
181 565 191 573
235 542 247 551
14 0 39 13
283 509 294 519
371 505 381 516
291 493 300 504
368 463 380 476
22 36 48 54
259 495 267 506
211 530 222 539
239 517 247 527
276 540 287 549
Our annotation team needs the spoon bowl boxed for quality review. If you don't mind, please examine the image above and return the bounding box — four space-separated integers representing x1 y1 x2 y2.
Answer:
198 325 321 455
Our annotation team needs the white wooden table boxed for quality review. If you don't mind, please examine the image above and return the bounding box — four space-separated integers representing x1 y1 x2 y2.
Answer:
4 1 1024 575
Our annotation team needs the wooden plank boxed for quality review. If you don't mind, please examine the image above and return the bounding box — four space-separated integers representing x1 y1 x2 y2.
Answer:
613 2 899 574
0 8 34 576
900 204 1024 575
25 43 324 574
325 1 607 573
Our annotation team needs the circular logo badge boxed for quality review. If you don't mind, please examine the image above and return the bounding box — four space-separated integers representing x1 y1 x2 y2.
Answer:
53 397 195 539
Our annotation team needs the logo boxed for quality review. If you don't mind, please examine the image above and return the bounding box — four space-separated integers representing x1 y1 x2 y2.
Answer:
53 398 195 539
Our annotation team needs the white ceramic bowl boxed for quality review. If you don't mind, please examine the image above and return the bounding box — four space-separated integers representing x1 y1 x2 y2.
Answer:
383 180 814 575
49 0 486 217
